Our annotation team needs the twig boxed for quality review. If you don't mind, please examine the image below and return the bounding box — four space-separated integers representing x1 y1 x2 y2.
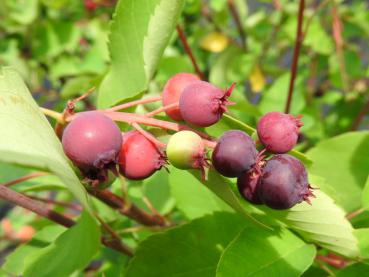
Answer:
227 0 247 50
303 0 331 39
96 215 134 256
131 122 167 149
346 208 365 220
351 98 369 130
145 103 179 118
0 185 74 228
2 172 50 187
0 185 132 255
284 0 305 114
88 188 166 226
28 195 82 211
106 95 162 112
332 2 349 93
176 25 206 80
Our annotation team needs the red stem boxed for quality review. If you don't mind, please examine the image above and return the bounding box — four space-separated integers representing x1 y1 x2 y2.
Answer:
145 102 179 117
132 122 167 149
106 95 162 112
176 25 206 80
284 0 305 114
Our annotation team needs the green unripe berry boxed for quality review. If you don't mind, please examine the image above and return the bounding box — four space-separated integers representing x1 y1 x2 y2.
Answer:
166 131 206 170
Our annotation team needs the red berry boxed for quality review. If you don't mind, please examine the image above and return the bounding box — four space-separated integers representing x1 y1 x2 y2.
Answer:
258 154 313 210
62 111 122 171
119 131 166 180
212 130 258 177
84 0 97 11
179 81 235 127
162 73 200 121
257 112 302 153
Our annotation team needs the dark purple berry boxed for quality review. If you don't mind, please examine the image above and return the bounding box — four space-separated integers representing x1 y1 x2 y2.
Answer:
258 154 313 210
62 111 122 172
237 169 263 205
212 130 258 177
119 131 166 180
179 81 235 127
162 73 200 121
257 112 302 153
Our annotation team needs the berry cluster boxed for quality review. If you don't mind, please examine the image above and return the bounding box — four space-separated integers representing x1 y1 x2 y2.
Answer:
61 73 313 210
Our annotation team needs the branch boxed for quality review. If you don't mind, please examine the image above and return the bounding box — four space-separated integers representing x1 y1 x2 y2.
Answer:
332 2 349 93
0 185 133 256
2 172 49 187
227 0 247 50
285 0 305 114
351 99 369 130
176 25 206 80
88 189 166 227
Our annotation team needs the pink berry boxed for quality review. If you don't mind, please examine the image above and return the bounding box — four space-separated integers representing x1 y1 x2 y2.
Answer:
162 73 200 121
179 81 235 127
119 131 166 180
62 111 122 171
257 112 302 153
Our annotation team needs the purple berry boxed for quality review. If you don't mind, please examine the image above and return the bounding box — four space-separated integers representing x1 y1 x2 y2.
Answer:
237 169 263 204
257 112 302 153
212 130 258 177
62 111 122 173
179 81 235 127
162 73 200 121
119 131 166 180
258 154 313 210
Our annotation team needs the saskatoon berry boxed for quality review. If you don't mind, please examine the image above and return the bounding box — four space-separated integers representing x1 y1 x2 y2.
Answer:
237 169 263 205
119 131 166 180
162 73 200 121
212 130 258 178
257 112 302 153
166 131 208 173
179 81 235 127
62 111 122 171
258 154 313 210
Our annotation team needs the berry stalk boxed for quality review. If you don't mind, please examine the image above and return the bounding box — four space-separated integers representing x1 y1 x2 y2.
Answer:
106 95 162 112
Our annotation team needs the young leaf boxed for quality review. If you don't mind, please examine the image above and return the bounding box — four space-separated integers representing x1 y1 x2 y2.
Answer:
307 131 369 212
23 212 101 277
125 212 258 277
216 228 316 277
0 67 91 210
98 0 185 108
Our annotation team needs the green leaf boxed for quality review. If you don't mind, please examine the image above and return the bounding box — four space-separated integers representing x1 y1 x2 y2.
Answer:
197 171 359 258
169 167 232 219
98 0 185 108
125 212 255 277
354 228 369 259
24 212 101 277
216 228 316 277
0 67 91 210
362 175 369 210
336 263 369 276
259 73 306 115
307 131 369 212
3 225 66 276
